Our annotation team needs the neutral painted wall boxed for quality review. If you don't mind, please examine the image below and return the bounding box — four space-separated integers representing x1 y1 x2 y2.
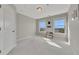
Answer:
16 13 36 40
68 4 79 54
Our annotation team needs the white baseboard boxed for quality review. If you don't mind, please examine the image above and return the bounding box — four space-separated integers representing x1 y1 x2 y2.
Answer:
17 36 35 42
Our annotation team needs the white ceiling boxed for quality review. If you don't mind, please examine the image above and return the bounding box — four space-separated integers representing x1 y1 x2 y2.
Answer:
14 4 70 19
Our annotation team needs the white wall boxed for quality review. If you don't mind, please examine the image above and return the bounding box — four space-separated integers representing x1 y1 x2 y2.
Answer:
68 4 79 54
16 13 36 40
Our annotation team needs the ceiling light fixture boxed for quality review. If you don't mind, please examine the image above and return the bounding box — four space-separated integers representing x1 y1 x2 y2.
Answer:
36 7 42 12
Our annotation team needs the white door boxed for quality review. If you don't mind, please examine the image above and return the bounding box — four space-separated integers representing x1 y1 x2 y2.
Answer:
3 5 16 54
0 5 3 54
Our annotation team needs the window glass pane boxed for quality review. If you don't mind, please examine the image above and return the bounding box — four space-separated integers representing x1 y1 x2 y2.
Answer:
39 20 46 31
54 18 65 33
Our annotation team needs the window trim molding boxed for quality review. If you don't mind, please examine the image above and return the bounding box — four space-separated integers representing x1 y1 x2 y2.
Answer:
53 16 66 34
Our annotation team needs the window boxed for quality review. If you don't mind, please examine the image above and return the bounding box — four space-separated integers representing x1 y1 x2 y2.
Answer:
39 20 46 31
54 18 65 33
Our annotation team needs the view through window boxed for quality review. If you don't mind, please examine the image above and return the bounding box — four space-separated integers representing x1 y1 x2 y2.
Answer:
54 18 65 33
39 20 46 31
39 18 65 33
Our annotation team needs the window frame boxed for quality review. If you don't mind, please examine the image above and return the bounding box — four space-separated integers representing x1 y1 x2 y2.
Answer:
38 19 47 32
53 16 66 34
